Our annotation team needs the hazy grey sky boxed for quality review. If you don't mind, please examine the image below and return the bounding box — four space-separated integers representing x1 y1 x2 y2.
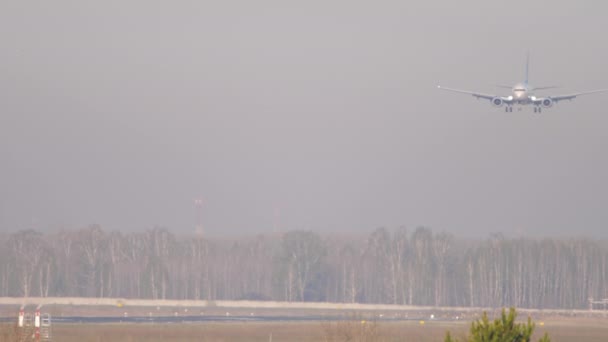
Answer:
1 1 607 237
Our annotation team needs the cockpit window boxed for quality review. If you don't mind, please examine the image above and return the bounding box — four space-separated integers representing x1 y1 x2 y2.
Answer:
514 88 526 91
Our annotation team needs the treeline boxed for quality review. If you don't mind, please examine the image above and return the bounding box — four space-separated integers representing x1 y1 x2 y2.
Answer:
0 226 606 309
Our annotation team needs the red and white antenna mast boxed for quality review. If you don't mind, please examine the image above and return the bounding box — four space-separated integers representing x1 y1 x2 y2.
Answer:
194 198 204 237
273 205 282 234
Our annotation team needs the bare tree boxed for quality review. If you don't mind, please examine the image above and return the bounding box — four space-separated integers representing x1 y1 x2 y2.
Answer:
432 232 452 306
0 227 606 309
144 227 176 299
278 231 326 301
10 230 44 297
76 225 108 297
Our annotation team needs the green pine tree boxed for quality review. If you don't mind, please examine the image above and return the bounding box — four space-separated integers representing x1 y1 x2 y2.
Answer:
445 308 550 342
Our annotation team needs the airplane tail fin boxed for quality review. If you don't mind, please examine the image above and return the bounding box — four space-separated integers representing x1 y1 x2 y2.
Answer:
525 51 529 84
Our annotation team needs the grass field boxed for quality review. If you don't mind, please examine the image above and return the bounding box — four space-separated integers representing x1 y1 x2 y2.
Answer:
1 318 607 342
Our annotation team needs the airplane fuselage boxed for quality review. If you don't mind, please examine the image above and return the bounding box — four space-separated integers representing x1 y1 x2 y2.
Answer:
512 83 530 102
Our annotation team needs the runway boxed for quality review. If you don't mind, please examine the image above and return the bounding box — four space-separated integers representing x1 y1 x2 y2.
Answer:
1 314 431 324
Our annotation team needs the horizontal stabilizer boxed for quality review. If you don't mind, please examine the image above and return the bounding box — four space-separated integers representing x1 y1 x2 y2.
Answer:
533 86 560 91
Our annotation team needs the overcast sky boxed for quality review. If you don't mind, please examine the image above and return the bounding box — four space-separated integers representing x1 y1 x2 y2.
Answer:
1 1 607 237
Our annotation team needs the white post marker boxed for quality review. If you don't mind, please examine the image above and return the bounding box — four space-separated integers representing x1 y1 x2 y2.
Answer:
35 309 41 341
34 309 41 328
18 309 24 327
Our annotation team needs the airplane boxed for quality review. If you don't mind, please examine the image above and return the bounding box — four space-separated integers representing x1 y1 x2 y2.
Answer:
437 54 607 113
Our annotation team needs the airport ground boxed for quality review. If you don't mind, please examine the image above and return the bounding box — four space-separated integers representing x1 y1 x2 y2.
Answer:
1 299 608 341
2 319 608 342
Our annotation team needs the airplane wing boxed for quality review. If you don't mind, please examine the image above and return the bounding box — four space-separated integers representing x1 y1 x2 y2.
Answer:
549 89 608 102
436 86 499 101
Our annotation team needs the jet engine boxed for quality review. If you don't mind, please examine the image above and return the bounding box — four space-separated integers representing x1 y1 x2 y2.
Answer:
491 97 504 107
541 98 553 108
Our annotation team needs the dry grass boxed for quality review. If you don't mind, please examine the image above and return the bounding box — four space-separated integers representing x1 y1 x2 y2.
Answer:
320 314 380 342
0 321 467 342
0 323 18 341
41 322 327 342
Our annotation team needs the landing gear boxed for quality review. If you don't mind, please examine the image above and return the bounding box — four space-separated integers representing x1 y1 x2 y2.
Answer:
534 107 542 113
505 106 513 112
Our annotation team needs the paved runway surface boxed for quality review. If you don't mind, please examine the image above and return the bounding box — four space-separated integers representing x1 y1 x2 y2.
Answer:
1 314 431 324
